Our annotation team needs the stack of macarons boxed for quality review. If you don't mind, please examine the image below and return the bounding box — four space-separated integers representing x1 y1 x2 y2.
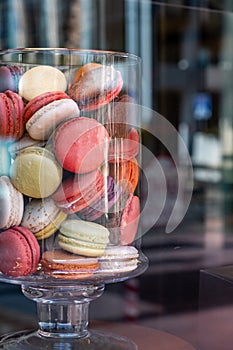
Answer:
0 59 141 280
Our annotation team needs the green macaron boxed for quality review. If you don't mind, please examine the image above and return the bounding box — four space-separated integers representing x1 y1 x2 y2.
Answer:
58 219 110 257
10 146 62 198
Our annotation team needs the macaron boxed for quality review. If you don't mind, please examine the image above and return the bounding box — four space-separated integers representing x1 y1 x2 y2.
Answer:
19 65 67 101
58 219 110 257
108 127 140 162
0 65 23 93
104 94 136 138
105 194 140 245
98 245 139 274
0 90 25 140
0 176 24 229
0 226 40 277
120 194 140 245
10 146 62 198
78 176 121 221
68 63 123 111
54 116 109 174
21 197 67 240
40 249 99 279
24 91 80 141
109 158 139 194
53 169 105 214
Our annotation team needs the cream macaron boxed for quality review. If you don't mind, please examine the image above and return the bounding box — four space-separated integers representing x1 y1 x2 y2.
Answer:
98 245 139 274
19 65 67 101
21 197 67 240
0 176 24 229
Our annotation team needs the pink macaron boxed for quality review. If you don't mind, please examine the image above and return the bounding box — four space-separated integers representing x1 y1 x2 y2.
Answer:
0 226 40 277
24 91 80 141
54 116 110 174
120 194 140 245
0 90 24 140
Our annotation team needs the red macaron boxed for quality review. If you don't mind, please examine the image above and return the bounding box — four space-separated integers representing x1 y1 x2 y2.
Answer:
54 116 110 174
53 169 105 214
0 90 24 140
0 226 40 277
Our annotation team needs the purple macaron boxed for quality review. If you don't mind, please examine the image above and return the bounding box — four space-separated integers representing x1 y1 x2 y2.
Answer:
0 66 23 93
78 176 121 221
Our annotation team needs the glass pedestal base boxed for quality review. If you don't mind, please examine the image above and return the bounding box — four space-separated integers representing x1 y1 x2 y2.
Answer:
0 329 137 349
0 283 138 349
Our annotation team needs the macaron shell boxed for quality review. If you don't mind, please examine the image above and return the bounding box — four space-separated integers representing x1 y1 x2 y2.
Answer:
0 176 24 229
54 117 109 174
120 195 140 245
60 219 110 244
100 245 139 258
10 146 62 198
58 238 107 257
26 98 80 141
19 65 67 101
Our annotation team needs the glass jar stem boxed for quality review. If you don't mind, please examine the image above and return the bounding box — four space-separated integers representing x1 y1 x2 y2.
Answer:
37 301 89 338
22 284 105 339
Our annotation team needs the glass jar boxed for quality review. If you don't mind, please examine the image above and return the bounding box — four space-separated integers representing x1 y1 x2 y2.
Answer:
0 48 148 349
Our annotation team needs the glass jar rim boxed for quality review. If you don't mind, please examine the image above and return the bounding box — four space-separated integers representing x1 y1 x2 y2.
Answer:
0 47 141 64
